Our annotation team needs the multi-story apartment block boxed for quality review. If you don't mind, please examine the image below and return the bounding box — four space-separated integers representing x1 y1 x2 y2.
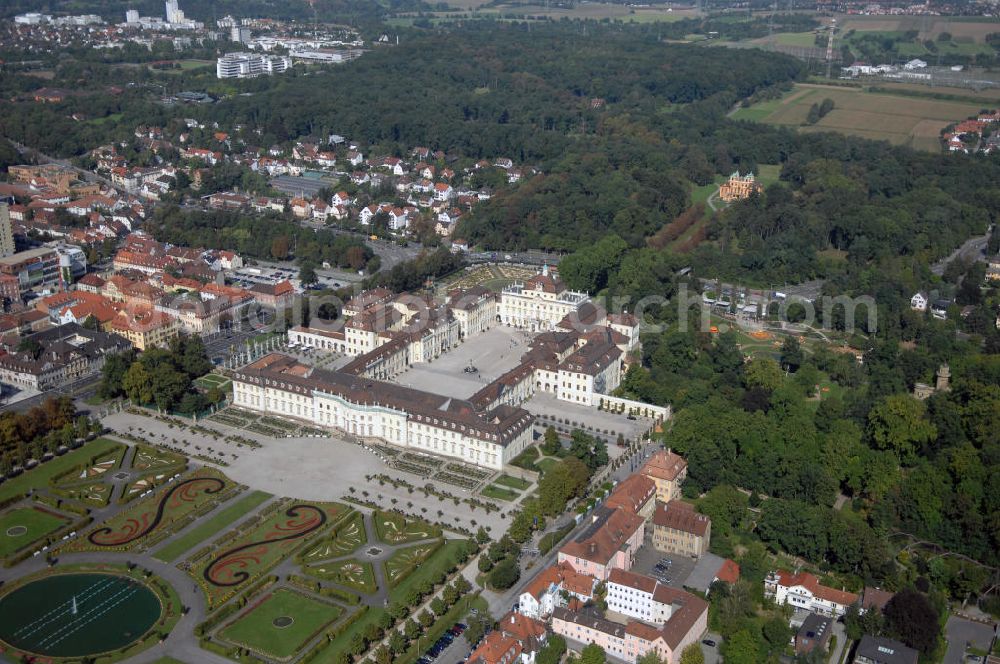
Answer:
651 501 711 558
558 505 645 581
0 203 15 258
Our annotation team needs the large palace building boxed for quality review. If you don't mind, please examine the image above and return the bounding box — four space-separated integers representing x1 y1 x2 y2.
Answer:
499 265 590 331
231 353 534 470
717 171 763 202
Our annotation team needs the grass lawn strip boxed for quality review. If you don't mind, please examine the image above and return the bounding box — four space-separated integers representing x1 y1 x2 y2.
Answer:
0 505 71 558
495 474 531 490
481 484 520 502
131 444 186 473
374 510 440 545
63 466 233 553
152 490 272 563
218 588 342 661
193 502 346 609
387 539 474 602
384 540 443 587
304 559 376 594
0 438 121 504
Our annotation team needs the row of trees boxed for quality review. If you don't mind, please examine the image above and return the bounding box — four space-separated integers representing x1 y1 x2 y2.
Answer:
143 206 378 273
0 397 100 475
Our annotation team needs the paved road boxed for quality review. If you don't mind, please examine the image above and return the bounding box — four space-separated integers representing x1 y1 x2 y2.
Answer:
943 614 995 664
931 227 992 276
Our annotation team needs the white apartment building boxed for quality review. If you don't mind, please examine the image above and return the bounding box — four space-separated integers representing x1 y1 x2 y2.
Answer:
231 353 534 470
216 52 292 79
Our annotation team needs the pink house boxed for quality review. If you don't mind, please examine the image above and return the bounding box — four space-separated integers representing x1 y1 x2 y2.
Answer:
557 506 644 581
550 575 708 664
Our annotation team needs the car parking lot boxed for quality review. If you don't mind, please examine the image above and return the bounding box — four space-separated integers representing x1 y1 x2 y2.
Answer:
416 622 469 664
630 545 699 589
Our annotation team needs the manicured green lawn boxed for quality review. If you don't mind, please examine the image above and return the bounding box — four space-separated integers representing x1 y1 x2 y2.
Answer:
374 510 440 545
300 511 367 562
535 457 559 475
152 490 272 562
0 438 121 503
0 506 70 557
387 539 473 601
384 541 442 587
305 559 376 593
495 474 531 491
218 588 341 659
481 484 519 502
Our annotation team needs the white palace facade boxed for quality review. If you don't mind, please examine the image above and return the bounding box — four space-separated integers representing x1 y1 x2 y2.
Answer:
231 353 534 470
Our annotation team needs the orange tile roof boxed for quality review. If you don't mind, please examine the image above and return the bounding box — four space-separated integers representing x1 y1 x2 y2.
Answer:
521 561 596 600
467 631 522 664
641 449 687 482
716 559 740 584
498 611 546 643
559 506 643 566
605 474 656 515
775 570 859 607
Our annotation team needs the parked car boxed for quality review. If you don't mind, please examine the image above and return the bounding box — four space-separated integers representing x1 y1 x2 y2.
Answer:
702 639 717 647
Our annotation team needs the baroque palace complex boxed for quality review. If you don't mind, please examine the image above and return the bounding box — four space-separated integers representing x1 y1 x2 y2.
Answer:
232 267 667 470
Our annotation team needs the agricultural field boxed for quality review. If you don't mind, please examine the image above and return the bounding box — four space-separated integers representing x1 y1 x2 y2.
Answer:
218 588 343 660
836 14 1000 42
373 510 441 545
732 83 985 151
0 505 71 558
64 467 234 553
193 501 346 608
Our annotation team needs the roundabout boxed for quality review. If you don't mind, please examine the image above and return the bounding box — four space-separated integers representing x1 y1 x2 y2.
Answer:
0 572 163 659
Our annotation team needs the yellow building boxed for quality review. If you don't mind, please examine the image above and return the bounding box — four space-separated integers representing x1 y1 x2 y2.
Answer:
718 171 763 202
640 449 688 503
651 500 711 558
110 308 180 350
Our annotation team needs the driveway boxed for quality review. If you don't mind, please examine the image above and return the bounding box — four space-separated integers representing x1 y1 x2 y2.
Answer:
700 632 722 664
944 615 996 664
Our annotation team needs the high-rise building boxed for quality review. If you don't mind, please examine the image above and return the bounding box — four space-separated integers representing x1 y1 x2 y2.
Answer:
125 9 139 23
165 0 183 23
0 203 14 258
231 26 251 44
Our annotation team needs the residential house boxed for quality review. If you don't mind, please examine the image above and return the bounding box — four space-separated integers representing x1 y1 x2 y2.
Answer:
764 570 859 618
910 292 927 311
795 613 832 657
518 561 597 620
604 473 656 519
853 635 918 664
